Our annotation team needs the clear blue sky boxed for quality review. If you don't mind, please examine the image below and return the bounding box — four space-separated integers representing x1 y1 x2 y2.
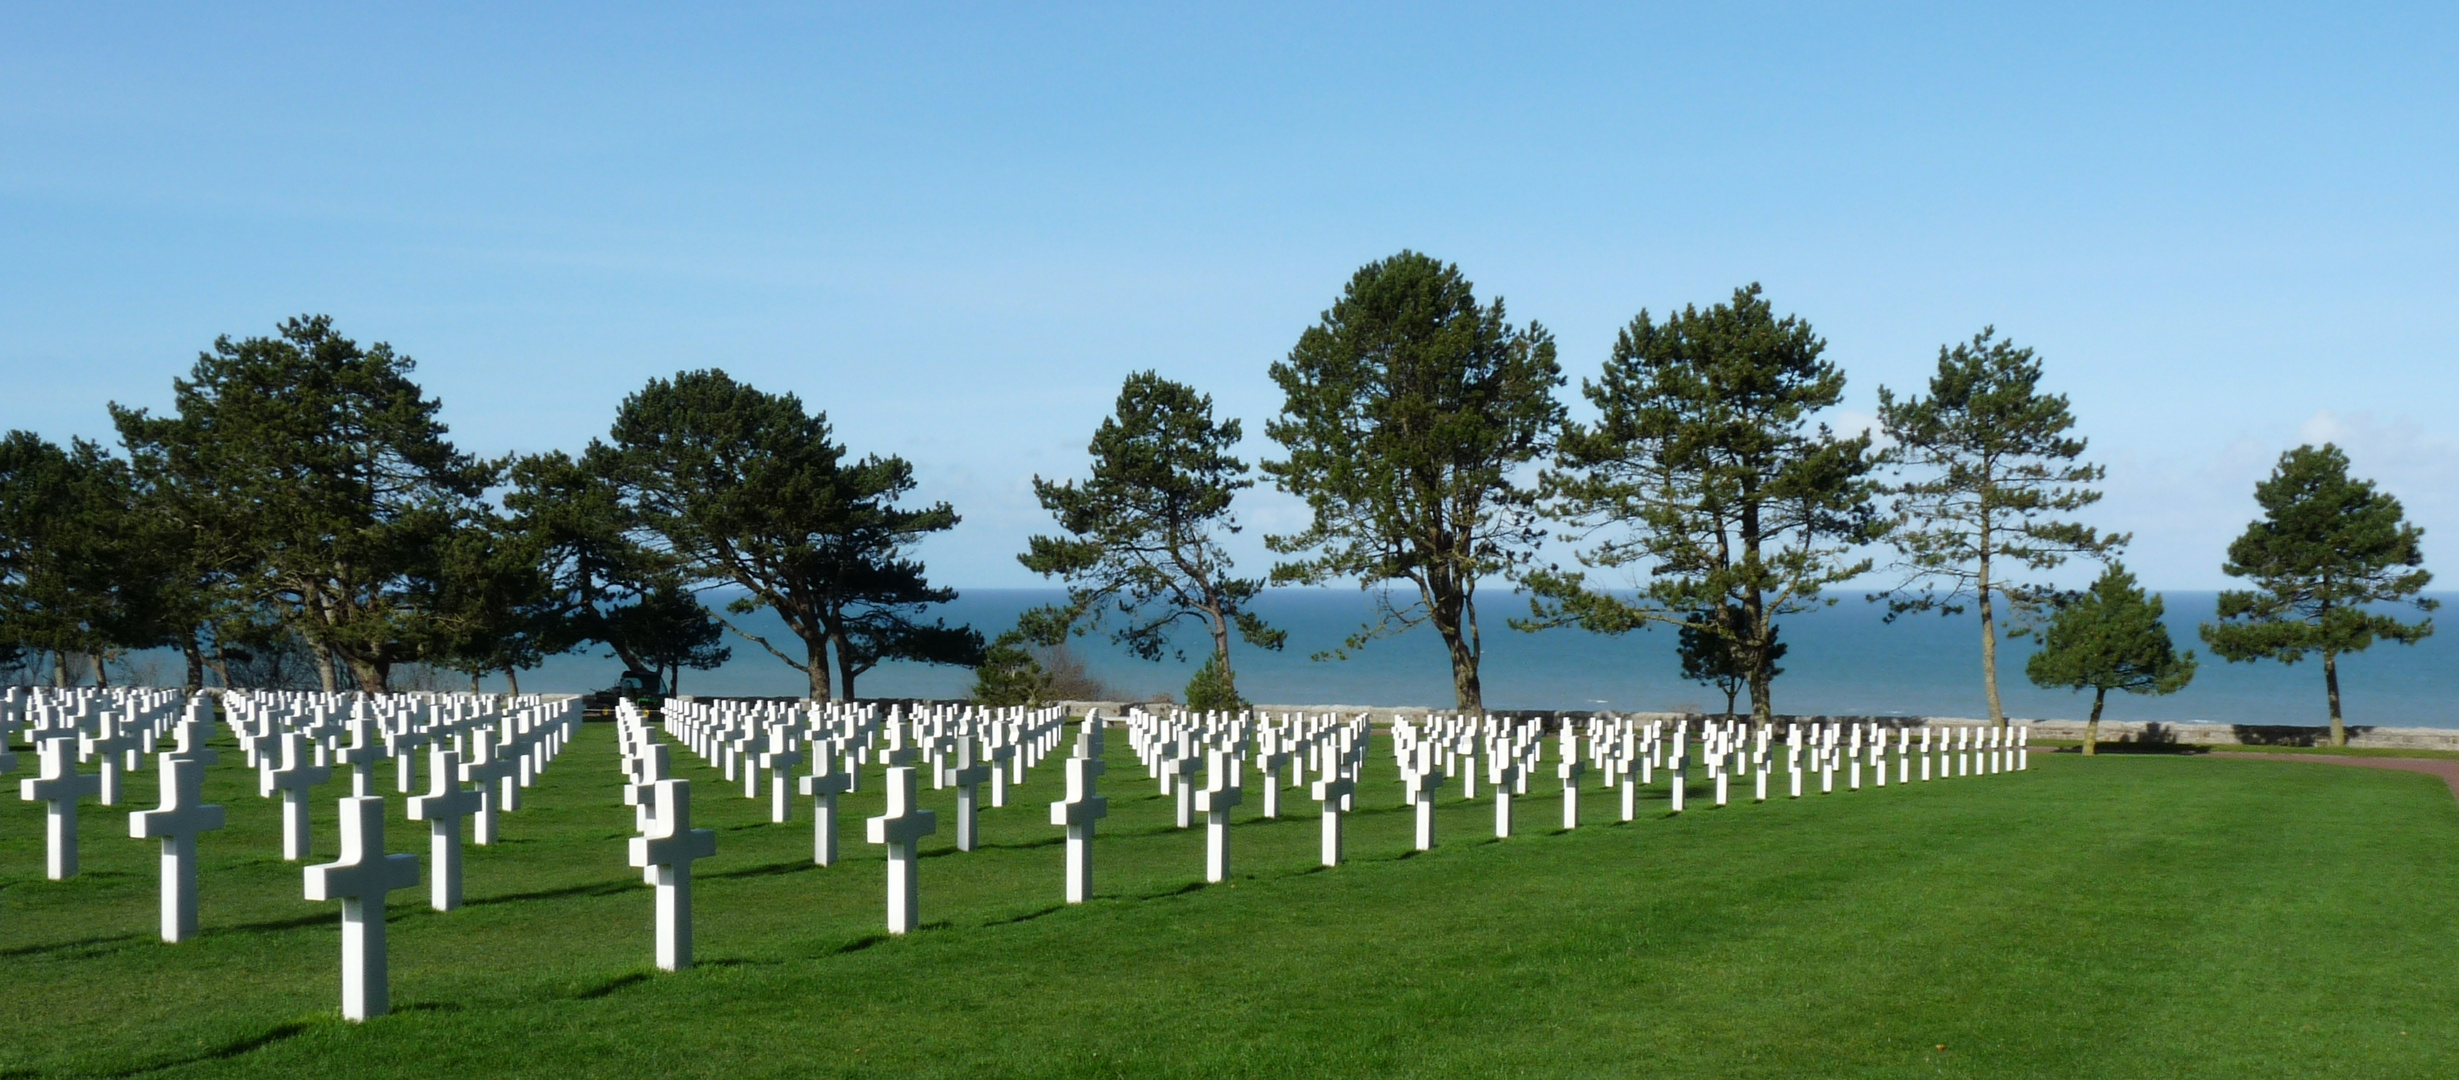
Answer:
4 3 2453 591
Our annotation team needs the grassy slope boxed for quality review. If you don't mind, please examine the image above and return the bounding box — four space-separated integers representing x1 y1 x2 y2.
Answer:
2 723 2455 1079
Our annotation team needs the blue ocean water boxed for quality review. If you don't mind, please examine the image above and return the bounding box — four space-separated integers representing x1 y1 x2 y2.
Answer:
519 588 2458 729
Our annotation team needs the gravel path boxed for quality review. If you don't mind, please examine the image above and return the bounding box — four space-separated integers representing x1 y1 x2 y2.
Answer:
2213 752 2459 801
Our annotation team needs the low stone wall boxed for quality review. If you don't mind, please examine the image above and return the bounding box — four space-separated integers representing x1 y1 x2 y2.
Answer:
1060 701 2459 750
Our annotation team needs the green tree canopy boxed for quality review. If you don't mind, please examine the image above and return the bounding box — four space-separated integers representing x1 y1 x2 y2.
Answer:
1678 606 1782 721
1262 251 1563 711
2199 444 2434 746
598 369 977 700
1021 371 1283 705
0 432 154 684
1521 284 1877 723
112 316 496 693
1874 328 2123 727
2025 563 2195 754
505 448 726 684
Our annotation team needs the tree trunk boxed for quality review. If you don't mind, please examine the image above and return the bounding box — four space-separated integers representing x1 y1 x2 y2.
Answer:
1208 608 1237 704
806 636 832 701
1723 686 1737 723
2324 649 2345 747
311 640 339 694
1429 590 1482 712
1979 555 2006 729
207 642 233 690
2084 687 2105 756
832 623 859 703
91 653 110 688
182 632 206 694
504 666 521 696
52 651 69 688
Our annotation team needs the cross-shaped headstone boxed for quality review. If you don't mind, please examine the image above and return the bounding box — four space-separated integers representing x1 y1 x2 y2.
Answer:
83 712 141 806
260 731 332 860
129 752 225 942
406 746 485 911
304 795 420 1021
1556 728 1585 830
866 764 938 934
20 735 100 879
796 746 852 867
1049 717 1108 904
1311 769 1353 867
458 739 513 845
1406 745 1446 851
1491 755 1521 837
1195 749 1244 883
1253 740 1289 819
628 778 717 971
948 737 993 852
335 718 387 798
759 726 803 824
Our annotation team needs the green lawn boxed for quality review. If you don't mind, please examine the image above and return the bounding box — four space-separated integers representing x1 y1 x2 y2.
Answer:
3 721 2455 1079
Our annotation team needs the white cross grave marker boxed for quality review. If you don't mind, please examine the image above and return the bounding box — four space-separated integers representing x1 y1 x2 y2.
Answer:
1195 749 1243 882
303 795 420 1021
1311 769 1353 867
129 752 225 941
20 735 99 879
949 736 993 852
628 778 717 971
261 732 332 860
797 748 852 867
866 764 938 934
406 746 485 911
1050 717 1108 904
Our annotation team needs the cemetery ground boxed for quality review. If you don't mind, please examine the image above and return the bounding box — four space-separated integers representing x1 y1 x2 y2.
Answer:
4 722 2456 1079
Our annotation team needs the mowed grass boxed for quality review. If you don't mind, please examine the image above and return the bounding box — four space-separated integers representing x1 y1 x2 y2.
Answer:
3 721 2457 1079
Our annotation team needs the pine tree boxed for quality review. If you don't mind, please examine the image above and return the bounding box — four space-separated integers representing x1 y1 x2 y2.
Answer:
2200 444 2434 746
2025 564 2195 754
1874 329 2122 729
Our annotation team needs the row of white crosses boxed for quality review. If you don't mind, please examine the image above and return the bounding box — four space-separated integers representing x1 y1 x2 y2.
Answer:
239 690 583 1020
1122 709 1373 872
635 699 1073 956
1384 712 2034 841
3 687 582 1022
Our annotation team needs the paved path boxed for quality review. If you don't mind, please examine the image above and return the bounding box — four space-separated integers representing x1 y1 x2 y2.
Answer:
2212 753 2459 801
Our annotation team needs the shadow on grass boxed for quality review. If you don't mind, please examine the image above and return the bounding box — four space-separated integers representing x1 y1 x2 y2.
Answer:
463 879 637 907
104 1019 319 1078
0 931 148 959
569 971 652 1000
704 860 820 882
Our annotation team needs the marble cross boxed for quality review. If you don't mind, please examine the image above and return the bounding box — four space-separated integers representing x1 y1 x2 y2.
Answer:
19 736 100 879
1049 718 1108 904
406 746 485 911
1253 740 1289 818
1310 769 1353 867
304 795 420 1021
866 764 938 934
797 749 853 867
260 731 333 860
1195 749 1244 883
759 726 803 824
1556 728 1585 830
335 718 387 797
628 778 717 971
458 739 513 845
129 752 225 941
1491 756 1521 837
1405 745 1446 851
83 712 142 806
948 736 993 852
